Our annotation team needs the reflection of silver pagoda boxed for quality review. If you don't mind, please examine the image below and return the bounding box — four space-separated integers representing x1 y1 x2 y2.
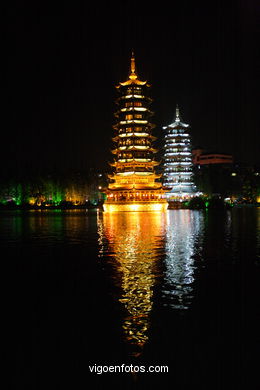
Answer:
162 106 197 200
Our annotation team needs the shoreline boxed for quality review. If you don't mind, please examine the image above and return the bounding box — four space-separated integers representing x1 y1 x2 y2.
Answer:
0 203 259 212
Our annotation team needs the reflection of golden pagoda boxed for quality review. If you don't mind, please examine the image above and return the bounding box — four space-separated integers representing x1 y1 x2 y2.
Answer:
103 53 167 212
97 211 166 356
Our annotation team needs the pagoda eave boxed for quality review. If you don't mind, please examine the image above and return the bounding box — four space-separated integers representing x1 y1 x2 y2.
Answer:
111 172 159 178
115 96 152 104
107 184 164 191
113 122 155 130
111 147 157 154
117 79 148 87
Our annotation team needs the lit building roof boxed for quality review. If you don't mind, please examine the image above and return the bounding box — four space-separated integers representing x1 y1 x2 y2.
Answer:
118 52 148 87
163 105 189 129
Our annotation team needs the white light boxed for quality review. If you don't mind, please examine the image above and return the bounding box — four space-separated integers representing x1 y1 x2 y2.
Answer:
117 171 134 176
133 146 149 150
134 107 147 111
121 107 147 112
168 172 192 175
165 143 185 146
165 152 191 156
120 120 148 124
123 94 145 99
134 132 149 137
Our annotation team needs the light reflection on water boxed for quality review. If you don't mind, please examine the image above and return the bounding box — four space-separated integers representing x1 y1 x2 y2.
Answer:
98 211 166 356
0 209 95 245
97 210 204 355
1 208 260 387
256 208 260 262
162 210 204 310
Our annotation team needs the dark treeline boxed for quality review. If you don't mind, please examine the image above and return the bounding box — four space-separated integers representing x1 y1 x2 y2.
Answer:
193 163 260 204
0 162 259 208
0 168 107 207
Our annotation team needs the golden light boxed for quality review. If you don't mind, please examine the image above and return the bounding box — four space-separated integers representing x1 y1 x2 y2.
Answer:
97 211 167 355
103 202 168 212
104 53 168 213
28 198 36 205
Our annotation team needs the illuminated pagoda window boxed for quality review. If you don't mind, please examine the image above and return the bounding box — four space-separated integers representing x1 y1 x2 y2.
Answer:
162 106 197 200
103 52 167 212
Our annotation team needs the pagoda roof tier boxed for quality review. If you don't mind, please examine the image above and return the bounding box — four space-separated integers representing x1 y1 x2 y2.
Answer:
117 106 153 112
114 171 161 177
163 122 189 129
163 106 190 129
115 95 152 104
114 107 153 114
107 183 163 191
111 160 158 167
109 159 159 167
114 110 154 118
113 122 156 130
117 79 148 87
108 172 161 179
105 187 166 192
112 134 156 142
116 158 159 164
111 146 157 154
118 119 150 125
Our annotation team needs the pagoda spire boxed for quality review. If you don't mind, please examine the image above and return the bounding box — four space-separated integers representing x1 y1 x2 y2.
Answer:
129 51 137 80
119 51 146 87
175 104 180 122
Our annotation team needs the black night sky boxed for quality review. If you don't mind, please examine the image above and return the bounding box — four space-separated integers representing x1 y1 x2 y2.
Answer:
3 1 260 177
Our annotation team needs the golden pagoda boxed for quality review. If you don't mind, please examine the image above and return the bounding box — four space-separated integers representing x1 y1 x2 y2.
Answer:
103 53 167 212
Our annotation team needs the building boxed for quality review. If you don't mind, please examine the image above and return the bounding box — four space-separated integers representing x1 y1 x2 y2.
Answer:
162 106 197 201
103 53 167 212
192 149 233 165
192 148 234 197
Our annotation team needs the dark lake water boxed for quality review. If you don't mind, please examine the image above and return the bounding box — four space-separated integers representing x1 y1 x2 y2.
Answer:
3 208 260 389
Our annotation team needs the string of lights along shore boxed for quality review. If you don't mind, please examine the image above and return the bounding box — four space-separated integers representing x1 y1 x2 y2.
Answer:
103 52 168 212
162 106 199 201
